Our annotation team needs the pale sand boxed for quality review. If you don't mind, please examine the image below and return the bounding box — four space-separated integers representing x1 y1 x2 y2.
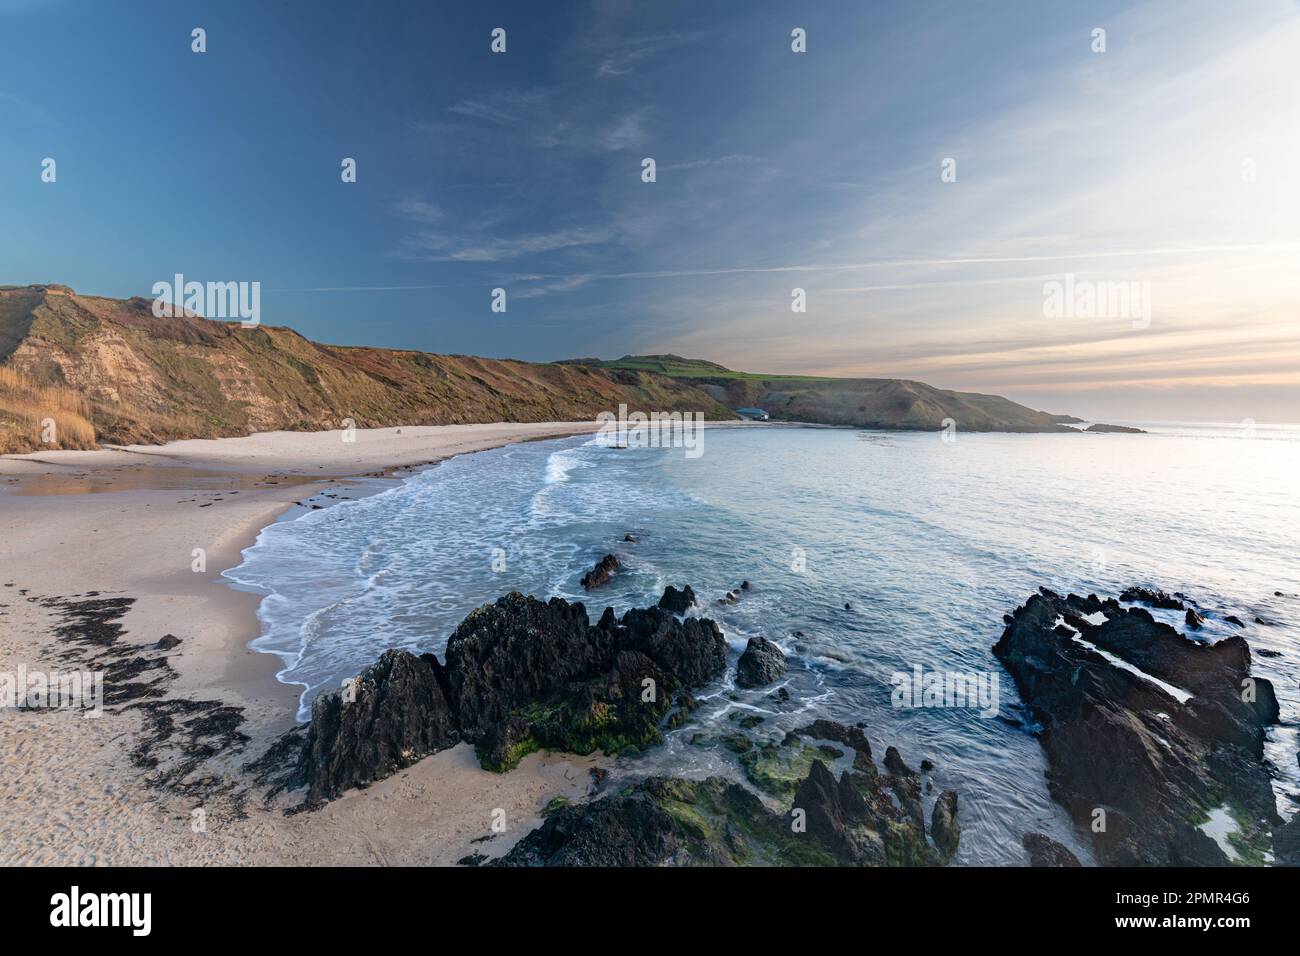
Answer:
0 421 612 866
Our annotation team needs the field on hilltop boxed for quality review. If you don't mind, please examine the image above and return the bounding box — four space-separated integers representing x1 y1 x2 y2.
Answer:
565 354 1080 432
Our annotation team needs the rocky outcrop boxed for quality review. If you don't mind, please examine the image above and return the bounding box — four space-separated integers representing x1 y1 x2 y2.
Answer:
1084 423 1146 433
289 589 727 805
1022 832 1082 867
657 584 696 615
931 790 960 861
993 588 1281 865
1274 813 1300 866
735 636 787 687
293 649 458 802
734 721 937 864
883 746 914 776
1119 586 1185 610
498 722 954 867
579 554 619 589
1118 587 1190 608
443 594 607 740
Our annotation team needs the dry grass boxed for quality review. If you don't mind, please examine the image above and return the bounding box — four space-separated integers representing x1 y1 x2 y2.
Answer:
0 366 97 453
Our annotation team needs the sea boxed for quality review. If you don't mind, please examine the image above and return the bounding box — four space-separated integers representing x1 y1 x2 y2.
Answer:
223 422 1300 865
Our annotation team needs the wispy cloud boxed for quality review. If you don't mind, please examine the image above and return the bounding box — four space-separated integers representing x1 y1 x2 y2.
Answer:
597 109 650 151
660 154 764 173
0 90 51 123
595 31 706 76
391 197 443 223
448 88 550 127
397 226 613 263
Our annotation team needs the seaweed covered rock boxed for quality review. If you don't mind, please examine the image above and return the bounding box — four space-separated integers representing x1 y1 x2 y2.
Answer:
994 588 1282 865
494 777 756 866
796 719 873 768
735 636 787 688
744 720 938 864
291 649 458 803
456 598 727 773
467 601 727 771
443 593 612 740
497 715 952 868
291 591 729 802
497 760 946 867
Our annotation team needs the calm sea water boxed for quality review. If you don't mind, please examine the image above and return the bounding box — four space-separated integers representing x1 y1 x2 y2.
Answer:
224 423 1300 865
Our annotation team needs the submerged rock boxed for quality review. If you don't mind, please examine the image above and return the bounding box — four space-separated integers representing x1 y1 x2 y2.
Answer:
931 790 960 861
994 587 1281 865
1119 586 1184 610
1273 813 1300 866
1185 607 1205 630
1022 832 1082 867
883 746 914 777
796 719 872 767
735 636 787 688
580 553 619 589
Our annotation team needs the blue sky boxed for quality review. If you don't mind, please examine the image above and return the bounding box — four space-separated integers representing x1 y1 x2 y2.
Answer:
3 0 1298 420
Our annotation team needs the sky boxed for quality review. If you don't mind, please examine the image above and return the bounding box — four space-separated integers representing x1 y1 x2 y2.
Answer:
2 0 1298 422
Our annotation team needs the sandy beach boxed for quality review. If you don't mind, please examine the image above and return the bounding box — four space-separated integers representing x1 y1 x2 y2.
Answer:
0 422 611 865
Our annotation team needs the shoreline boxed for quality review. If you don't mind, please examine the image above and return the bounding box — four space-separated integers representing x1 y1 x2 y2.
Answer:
2 419 1295 866
1 422 618 720
0 421 633 865
1 418 769 722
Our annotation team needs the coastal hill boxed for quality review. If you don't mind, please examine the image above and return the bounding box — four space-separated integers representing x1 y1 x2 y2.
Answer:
0 285 733 452
1 285 1080 453
564 354 1084 432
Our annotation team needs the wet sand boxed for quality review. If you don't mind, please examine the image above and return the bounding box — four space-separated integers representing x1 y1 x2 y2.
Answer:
0 421 608 865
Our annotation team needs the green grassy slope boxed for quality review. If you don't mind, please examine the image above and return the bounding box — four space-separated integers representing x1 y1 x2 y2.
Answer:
568 355 1079 431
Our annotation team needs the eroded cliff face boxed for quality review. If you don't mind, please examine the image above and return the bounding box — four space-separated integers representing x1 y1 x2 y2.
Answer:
0 285 733 450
